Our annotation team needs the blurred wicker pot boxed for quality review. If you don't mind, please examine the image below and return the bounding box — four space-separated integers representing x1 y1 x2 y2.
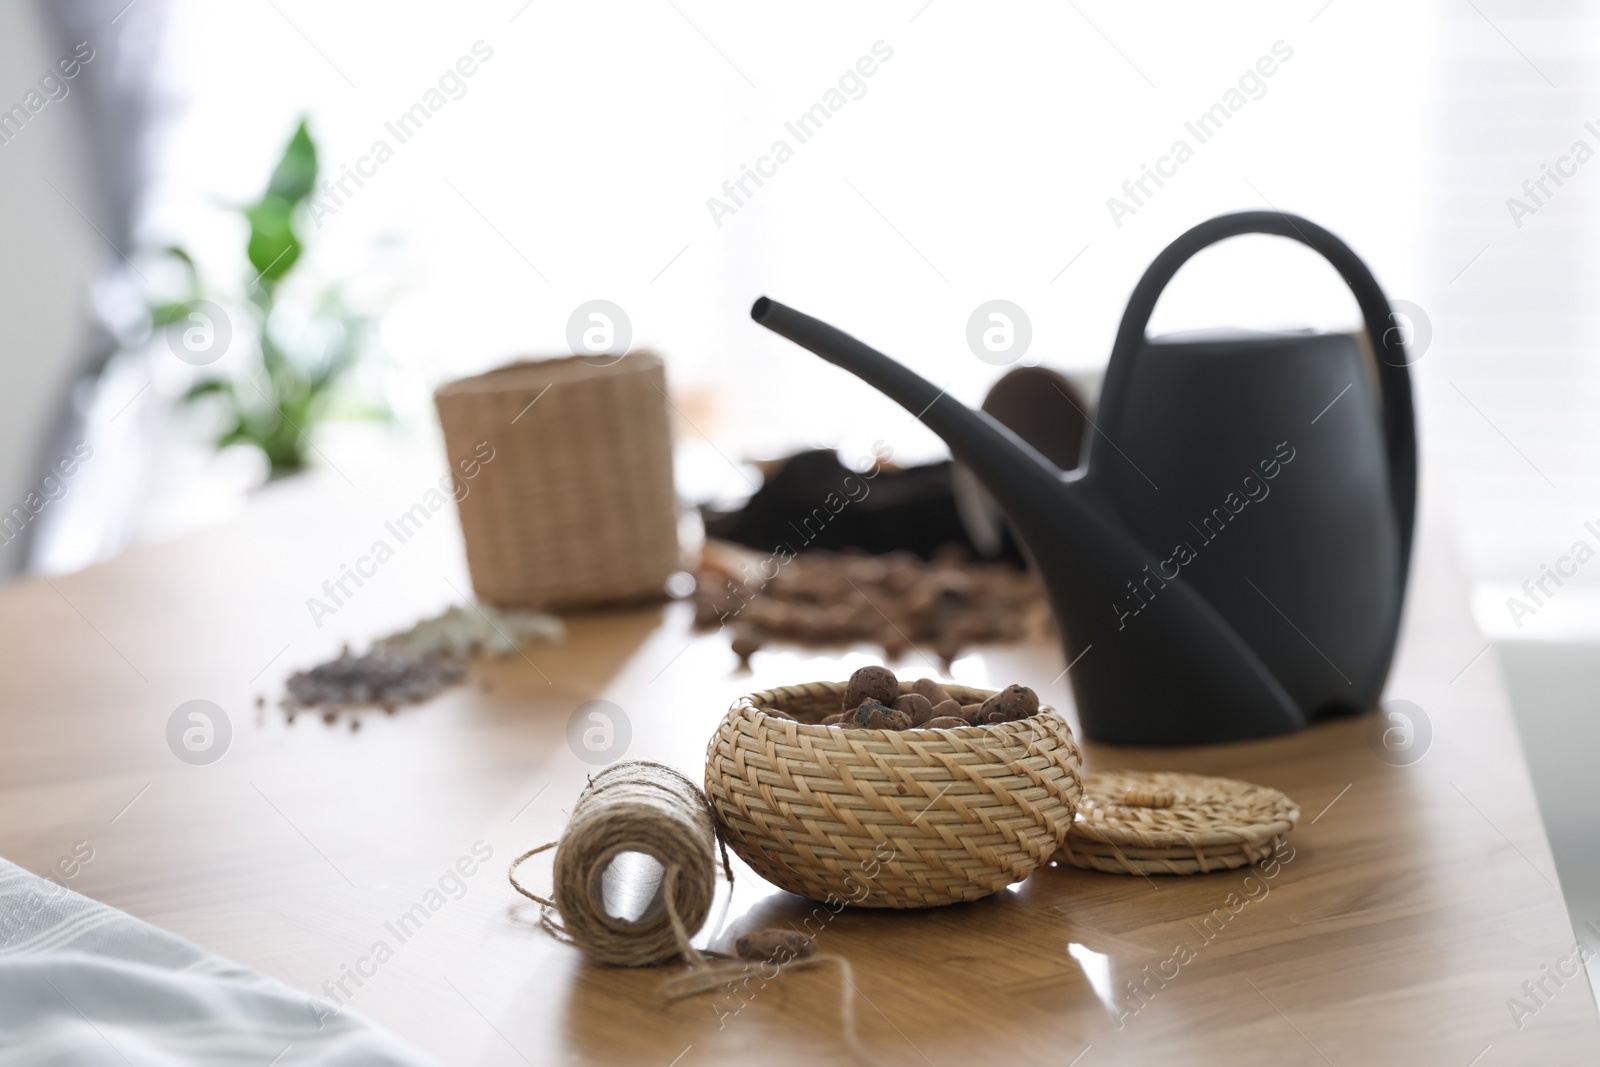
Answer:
435 353 678 610
705 680 1083 908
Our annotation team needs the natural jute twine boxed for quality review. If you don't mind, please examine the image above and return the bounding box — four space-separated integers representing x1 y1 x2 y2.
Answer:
507 760 731 966
659 951 875 1065
508 759 879 1063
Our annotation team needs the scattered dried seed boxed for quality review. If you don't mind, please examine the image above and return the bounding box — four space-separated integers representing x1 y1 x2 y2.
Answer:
286 651 467 715
376 603 563 660
281 602 563 724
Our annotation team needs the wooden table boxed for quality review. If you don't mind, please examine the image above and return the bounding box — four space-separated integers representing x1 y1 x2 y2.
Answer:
1 465 1593 1066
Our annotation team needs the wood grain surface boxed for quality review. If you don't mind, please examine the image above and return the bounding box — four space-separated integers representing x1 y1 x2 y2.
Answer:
0 466 1592 1066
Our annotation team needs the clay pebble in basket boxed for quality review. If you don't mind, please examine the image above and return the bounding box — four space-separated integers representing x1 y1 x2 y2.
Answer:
1054 770 1298 876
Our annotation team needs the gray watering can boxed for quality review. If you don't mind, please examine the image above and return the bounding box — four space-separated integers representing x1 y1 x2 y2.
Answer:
751 211 1416 745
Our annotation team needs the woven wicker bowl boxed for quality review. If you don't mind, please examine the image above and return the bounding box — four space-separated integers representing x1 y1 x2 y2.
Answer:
704 680 1083 908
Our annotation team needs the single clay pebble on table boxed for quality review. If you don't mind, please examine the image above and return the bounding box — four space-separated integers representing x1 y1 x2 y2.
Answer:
731 624 764 666
734 929 815 963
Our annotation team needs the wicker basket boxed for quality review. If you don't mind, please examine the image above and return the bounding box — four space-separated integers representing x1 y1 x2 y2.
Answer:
434 353 679 610
704 680 1083 908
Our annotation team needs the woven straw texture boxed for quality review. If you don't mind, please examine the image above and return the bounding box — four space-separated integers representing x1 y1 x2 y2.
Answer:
435 353 678 610
1056 770 1298 876
705 680 1083 908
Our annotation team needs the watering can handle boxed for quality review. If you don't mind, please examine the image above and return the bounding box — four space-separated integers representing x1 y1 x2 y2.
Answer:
1094 210 1417 566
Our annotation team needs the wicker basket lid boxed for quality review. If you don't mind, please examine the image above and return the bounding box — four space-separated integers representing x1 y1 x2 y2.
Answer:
1055 770 1298 876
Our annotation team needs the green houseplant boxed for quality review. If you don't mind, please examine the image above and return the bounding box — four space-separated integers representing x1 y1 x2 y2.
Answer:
156 120 380 477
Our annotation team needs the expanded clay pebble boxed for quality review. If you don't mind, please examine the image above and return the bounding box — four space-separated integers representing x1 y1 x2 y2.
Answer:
844 665 899 709
821 664 1046 732
851 700 900 730
893 692 934 725
981 684 1040 721
731 624 765 667
934 634 965 673
735 929 814 964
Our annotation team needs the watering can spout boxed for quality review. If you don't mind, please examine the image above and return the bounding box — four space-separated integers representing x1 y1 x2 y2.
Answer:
749 297 1068 539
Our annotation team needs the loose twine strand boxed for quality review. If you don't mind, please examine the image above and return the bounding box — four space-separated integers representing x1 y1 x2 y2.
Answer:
506 759 876 1064
657 952 871 1065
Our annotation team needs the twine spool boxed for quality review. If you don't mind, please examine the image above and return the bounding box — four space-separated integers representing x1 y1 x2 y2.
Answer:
508 760 729 966
510 760 878 1063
